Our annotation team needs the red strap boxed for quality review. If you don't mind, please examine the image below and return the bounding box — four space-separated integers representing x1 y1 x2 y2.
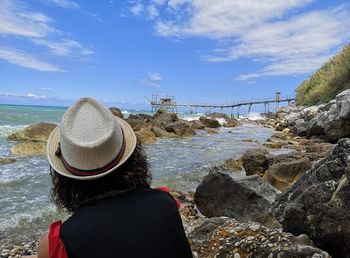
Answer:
156 187 181 209
48 221 68 258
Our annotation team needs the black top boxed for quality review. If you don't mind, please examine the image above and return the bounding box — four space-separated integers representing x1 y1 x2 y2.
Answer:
60 188 193 258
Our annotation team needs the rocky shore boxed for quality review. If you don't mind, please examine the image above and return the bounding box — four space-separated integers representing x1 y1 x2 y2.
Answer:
3 90 350 257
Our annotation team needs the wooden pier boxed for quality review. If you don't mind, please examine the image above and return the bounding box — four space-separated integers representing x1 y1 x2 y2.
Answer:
148 92 295 118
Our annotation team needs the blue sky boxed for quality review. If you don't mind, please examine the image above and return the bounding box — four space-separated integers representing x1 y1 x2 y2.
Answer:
0 0 350 109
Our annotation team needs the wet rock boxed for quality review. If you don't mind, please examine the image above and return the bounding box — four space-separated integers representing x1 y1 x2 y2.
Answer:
7 123 57 142
199 117 221 128
273 138 350 258
206 128 218 134
223 158 242 172
263 158 311 192
264 141 283 149
194 172 280 222
165 121 195 137
189 120 205 130
242 148 269 176
223 118 241 127
0 158 16 165
153 109 179 127
150 126 177 138
109 107 124 119
208 112 230 120
126 114 153 131
135 129 157 144
10 141 46 156
188 217 330 258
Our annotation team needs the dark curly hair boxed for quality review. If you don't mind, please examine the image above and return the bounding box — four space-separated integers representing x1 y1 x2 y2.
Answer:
50 143 151 213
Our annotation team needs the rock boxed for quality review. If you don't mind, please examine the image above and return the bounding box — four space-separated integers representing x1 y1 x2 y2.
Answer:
165 121 195 137
189 120 205 130
222 117 241 127
194 172 280 222
242 138 258 143
242 148 270 176
273 138 350 258
188 217 330 258
0 158 16 165
293 119 308 136
264 141 283 149
306 89 350 142
10 141 46 156
109 107 124 119
7 123 57 142
263 158 311 192
153 109 178 127
223 158 242 172
126 114 153 131
208 112 230 120
206 128 218 134
135 129 157 144
199 117 221 128
150 126 177 138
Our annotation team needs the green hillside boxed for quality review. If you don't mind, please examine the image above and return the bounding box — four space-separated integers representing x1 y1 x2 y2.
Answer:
296 43 350 106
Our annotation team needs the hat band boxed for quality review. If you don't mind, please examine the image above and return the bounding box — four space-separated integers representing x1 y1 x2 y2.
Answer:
55 129 126 176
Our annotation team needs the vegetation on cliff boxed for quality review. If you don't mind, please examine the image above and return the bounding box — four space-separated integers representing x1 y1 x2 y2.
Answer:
296 43 350 105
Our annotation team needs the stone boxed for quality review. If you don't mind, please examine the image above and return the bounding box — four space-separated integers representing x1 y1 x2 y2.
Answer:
208 112 230 120
135 129 157 144
242 148 270 176
126 114 154 131
273 138 350 258
10 141 46 156
199 117 221 128
223 158 242 172
223 118 241 127
264 141 283 149
0 158 16 165
7 123 57 142
263 158 311 192
153 109 178 127
206 128 218 134
165 121 195 137
109 107 124 118
194 172 280 222
189 120 205 130
150 127 177 138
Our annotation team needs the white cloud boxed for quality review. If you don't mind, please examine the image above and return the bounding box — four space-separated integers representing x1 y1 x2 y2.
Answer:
43 0 79 9
0 0 92 71
39 87 58 91
130 0 350 80
0 47 64 72
130 2 144 16
139 72 163 87
0 91 47 99
31 38 93 57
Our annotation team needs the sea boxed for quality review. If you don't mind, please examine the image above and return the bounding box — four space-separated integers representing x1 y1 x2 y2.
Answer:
0 104 280 244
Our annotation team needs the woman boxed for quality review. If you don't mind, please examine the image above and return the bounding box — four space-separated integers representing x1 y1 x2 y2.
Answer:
26 98 192 258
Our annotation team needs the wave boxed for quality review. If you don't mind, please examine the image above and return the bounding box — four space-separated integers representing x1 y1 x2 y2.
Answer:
240 112 264 121
0 125 28 138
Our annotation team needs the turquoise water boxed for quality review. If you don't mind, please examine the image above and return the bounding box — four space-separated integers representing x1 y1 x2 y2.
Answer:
0 104 276 244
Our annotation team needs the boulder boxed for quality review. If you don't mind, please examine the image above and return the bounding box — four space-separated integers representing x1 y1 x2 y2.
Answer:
150 127 177 138
222 117 241 127
208 112 230 120
223 158 242 172
273 138 350 258
0 158 16 165
165 121 195 137
11 141 46 156
194 172 280 222
153 109 178 127
109 107 124 119
188 217 330 258
135 129 157 144
7 123 57 142
242 148 269 176
263 158 311 192
293 118 308 136
126 114 153 131
189 120 205 130
206 128 218 134
199 117 221 128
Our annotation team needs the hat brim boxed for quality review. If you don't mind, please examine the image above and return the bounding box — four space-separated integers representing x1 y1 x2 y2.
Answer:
46 117 137 180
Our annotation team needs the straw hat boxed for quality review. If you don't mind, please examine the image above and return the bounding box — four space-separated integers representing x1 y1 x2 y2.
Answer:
47 98 137 180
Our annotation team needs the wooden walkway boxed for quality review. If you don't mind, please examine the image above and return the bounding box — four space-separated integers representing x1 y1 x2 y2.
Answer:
149 94 295 117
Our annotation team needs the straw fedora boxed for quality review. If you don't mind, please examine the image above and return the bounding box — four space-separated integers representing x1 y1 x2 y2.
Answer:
47 98 137 180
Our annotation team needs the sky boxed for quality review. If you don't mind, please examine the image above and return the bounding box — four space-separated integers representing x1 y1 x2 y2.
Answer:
0 0 350 109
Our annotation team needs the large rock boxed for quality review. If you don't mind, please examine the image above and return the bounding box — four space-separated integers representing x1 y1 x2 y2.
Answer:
222 117 241 127
126 114 153 131
109 107 124 119
242 148 269 176
263 158 311 192
273 138 350 258
165 121 195 136
11 141 46 156
0 158 16 165
135 129 157 144
153 109 178 127
194 171 280 222
199 117 221 128
150 127 177 138
189 217 330 258
208 112 230 120
307 90 350 142
7 123 57 142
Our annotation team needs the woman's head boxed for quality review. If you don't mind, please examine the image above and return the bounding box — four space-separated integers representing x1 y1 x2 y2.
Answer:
46 98 150 213
50 143 151 213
